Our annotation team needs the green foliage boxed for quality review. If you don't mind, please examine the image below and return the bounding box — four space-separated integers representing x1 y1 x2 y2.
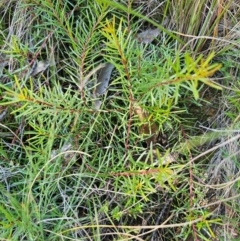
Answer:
0 0 239 240
186 209 222 240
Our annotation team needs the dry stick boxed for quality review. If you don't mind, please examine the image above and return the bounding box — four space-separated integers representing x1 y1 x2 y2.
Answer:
61 214 211 233
151 198 173 241
0 123 26 150
184 134 240 167
178 34 240 53
11 118 25 145
134 213 175 240
194 168 240 190
180 124 199 241
190 193 240 211
138 196 173 238
189 150 199 240
127 0 131 34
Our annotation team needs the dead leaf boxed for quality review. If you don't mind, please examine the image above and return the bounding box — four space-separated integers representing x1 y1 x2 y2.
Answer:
134 103 158 146
96 63 114 96
30 60 49 76
136 28 160 44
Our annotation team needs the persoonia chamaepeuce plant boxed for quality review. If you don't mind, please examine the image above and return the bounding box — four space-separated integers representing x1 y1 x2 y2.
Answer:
1 11 222 200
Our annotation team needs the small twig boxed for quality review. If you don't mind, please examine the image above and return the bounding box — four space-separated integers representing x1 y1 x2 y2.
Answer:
151 197 173 241
11 118 25 145
127 0 132 33
180 124 199 241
